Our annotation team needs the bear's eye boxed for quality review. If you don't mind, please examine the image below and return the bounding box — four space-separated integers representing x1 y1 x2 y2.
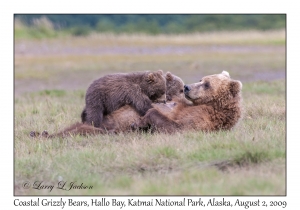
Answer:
204 82 210 89
180 89 184 93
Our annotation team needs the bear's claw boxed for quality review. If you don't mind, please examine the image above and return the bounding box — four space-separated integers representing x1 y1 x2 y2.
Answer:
30 131 39 138
42 130 49 137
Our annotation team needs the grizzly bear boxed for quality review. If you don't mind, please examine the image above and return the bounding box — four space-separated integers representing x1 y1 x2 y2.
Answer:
81 70 166 128
165 72 185 101
96 71 188 132
30 72 185 138
30 71 242 138
132 71 242 133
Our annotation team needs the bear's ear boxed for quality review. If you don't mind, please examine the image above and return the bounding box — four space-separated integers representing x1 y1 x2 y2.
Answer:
222 71 230 78
229 80 242 97
165 72 173 81
157 69 163 75
146 73 155 83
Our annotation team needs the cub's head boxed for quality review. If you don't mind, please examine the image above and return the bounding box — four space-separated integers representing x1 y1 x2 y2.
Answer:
184 71 242 105
144 70 166 103
165 72 185 101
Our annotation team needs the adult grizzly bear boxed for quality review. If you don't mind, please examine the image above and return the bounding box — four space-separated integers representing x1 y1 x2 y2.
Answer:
81 70 166 128
132 71 242 133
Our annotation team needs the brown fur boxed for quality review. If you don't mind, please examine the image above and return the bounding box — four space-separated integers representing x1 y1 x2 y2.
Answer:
134 71 243 133
97 72 188 132
165 72 185 101
31 72 185 138
30 123 110 139
30 71 242 138
81 70 166 128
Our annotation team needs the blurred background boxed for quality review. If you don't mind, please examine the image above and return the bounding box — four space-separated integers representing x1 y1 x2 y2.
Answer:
14 14 286 96
15 14 285 36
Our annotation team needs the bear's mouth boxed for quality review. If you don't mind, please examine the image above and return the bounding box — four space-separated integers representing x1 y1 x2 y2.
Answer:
185 93 200 102
184 94 193 101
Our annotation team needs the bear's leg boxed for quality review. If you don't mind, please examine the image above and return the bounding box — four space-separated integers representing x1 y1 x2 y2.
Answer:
128 94 153 116
63 123 113 136
133 108 181 133
30 122 113 138
81 107 87 123
86 105 104 128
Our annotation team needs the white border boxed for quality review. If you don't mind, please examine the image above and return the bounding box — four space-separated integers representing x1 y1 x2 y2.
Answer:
4 0 297 208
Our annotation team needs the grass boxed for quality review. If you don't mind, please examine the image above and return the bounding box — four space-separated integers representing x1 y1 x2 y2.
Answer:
14 30 285 195
14 80 286 195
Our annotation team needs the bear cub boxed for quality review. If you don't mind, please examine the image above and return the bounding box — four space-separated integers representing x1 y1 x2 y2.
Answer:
81 70 166 128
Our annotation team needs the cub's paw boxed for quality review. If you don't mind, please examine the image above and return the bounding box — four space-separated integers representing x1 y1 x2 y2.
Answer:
154 99 166 104
130 123 138 131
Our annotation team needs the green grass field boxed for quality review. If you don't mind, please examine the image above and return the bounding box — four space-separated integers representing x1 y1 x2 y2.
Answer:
14 30 286 195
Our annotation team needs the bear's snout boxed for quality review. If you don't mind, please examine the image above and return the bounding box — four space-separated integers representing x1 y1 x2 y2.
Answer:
184 85 191 93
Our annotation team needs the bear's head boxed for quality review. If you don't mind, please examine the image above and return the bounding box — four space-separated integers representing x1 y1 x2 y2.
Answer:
144 70 167 103
184 71 242 106
165 72 185 101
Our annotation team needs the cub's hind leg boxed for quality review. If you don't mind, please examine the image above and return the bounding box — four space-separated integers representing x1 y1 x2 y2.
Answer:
85 105 104 128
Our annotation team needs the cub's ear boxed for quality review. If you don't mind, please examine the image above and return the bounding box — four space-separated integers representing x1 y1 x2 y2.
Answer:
222 70 230 78
165 72 173 81
146 73 155 83
157 69 163 75
230 80 242 97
